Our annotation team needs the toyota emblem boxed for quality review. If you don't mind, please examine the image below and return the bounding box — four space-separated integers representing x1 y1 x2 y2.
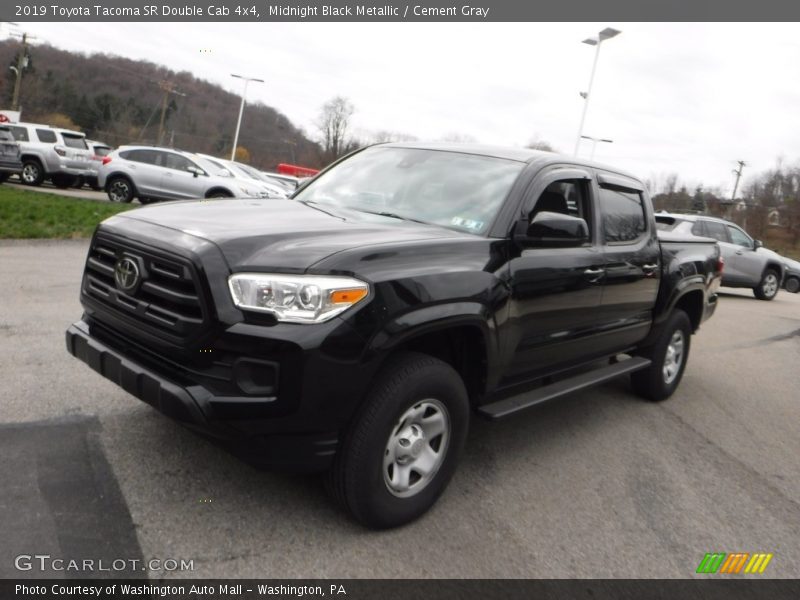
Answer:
114 257 140 292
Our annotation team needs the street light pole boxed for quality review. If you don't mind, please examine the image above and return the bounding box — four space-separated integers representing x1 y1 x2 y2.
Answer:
230 73 264 161
581 135 614 160
573 27 620 156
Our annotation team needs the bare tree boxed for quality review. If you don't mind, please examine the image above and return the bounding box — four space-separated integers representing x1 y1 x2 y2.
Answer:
315 96 355 163
525 135 557 153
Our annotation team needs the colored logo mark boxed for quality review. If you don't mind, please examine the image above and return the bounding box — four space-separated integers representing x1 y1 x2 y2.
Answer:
696 552 773 574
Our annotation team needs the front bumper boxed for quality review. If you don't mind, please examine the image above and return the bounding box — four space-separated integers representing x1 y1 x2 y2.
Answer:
65 319 339 471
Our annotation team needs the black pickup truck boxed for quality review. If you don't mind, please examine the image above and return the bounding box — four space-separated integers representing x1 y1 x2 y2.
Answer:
66 143 722 528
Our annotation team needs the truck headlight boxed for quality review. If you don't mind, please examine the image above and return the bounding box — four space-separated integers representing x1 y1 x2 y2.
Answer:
228 273 369 323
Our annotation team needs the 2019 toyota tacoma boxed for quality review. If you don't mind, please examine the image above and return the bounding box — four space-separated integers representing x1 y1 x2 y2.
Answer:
66 144 722 528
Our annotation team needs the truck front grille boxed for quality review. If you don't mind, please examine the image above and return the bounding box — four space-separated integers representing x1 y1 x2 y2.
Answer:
83 234 208 340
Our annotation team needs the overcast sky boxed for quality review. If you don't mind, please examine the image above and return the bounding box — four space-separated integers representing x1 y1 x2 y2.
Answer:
6 22 800 194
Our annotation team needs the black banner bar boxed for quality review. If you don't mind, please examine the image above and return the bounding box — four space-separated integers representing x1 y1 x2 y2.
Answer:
3 579 800 600
3 0 800 22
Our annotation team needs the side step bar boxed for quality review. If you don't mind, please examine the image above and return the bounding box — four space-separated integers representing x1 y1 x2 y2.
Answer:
477 357 652 420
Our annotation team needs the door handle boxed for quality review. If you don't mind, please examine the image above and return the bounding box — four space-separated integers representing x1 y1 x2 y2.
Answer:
735 250 743 255
583 268 605 282
642 263 659 273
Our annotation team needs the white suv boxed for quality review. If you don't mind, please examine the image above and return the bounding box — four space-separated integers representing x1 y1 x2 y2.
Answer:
98 145 283 203
6 122 94 188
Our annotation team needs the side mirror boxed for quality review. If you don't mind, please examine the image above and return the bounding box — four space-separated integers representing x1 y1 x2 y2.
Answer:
187 166 203 178
753 239 763 250
516 211 590 247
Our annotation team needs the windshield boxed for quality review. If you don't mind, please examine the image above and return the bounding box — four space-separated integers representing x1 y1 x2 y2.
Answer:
294 147 525 235
234 162 263 180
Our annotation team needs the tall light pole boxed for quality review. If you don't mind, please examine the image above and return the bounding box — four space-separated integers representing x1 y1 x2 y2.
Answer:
581 135 614 160
573 27 621 156
230 73 264 161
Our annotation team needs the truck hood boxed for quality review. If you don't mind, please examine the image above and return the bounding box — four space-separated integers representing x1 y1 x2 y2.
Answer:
110 198 471 272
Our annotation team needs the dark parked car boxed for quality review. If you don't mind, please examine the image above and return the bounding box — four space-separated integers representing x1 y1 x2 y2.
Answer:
66 144 722 528
782 257 800 293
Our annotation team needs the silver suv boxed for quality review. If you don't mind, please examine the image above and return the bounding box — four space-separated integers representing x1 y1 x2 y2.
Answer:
98 145 279 203
656 213 785 300
6 122 94 188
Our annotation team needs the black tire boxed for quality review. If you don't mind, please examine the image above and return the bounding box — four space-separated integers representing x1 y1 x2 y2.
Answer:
51 174 77 189
785 276 800 294
20 159 45 186
328 352 469 529
206 190 233 199
753 268 780 301
106 176 135 203
71 176 84 189
0 173 8 184
631 309 692 402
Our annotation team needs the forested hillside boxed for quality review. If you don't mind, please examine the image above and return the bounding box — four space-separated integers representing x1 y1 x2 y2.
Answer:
0 40 320 168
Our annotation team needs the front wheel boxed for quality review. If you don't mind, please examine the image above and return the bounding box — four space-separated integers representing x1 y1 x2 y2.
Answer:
753 269 780 301
327 352 469 529
632 309 692 402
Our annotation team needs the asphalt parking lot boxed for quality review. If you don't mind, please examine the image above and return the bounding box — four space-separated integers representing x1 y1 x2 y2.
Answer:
1 239 798 579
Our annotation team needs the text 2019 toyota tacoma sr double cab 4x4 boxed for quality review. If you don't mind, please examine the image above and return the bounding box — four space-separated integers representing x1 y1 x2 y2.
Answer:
66 144 722 528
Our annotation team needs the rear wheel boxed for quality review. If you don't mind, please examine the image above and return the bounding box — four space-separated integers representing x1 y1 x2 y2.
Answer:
785 276 800 294
632 309 692 402
20 159 44 186
327 352 469 529
753 269 780 301
206 190 233 198
0 173 8 184
106 176 135 203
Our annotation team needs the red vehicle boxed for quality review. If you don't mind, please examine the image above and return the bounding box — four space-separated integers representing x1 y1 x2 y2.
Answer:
277 163 319 178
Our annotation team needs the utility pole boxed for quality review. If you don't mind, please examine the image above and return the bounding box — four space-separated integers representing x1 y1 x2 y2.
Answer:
156 80 186 146
731 160 746 201
9 31 36 111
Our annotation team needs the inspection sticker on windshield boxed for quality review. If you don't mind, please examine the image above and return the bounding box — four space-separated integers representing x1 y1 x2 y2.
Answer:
451 217 484 232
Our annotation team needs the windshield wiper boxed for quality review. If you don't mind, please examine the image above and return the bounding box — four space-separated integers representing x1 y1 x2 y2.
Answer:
354 209 429 225
298 200 346 221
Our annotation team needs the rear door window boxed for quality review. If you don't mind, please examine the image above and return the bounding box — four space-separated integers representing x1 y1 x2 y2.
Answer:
36 129 57 143
598 185 647 243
